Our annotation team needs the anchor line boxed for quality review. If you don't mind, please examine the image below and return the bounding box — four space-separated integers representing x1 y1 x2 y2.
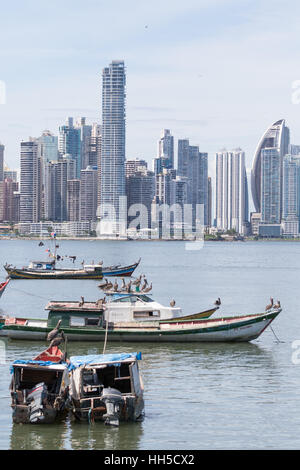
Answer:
8 287 49 301
270 325 284 343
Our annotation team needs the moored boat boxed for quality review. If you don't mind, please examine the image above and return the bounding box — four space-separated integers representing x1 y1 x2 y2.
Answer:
0 290 281 342
4 258 140 279
9 345 70 424
68 352 144 425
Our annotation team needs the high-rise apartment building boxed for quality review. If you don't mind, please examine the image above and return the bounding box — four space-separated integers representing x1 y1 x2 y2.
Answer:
282 154 300 236
260 148 281 224
80 166 98 221
59 117 81 178
38 131 58 162
20 140 42 222
126 169 155 229
251 119 290 213
215 149 248 234
125 158 148 177
0 143 4 181
67 179 81 222
158 129 174 169
99 60 126 235
177 139 189 178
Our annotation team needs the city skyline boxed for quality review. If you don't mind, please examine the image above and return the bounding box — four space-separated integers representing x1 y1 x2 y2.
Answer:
1 1 300 178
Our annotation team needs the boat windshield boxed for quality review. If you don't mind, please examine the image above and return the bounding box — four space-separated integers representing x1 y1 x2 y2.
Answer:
109 293 153 303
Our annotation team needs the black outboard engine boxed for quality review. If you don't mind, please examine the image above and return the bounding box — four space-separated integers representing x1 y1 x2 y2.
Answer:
101 387 123 426
26 382 48 423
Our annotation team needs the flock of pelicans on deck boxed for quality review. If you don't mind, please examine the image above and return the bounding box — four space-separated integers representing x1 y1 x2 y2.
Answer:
98 274 152 294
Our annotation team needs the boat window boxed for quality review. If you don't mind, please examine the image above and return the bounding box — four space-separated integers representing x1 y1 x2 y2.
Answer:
85 317 101 326
137 295 153 303
70 316 86 327
113 296 131 303
133 310 160 318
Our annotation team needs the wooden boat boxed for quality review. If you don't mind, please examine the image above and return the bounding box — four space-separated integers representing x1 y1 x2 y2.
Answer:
0 290 281 342
9 345 70 424
68 352 144 425
0 278 10 298
3 258 140 279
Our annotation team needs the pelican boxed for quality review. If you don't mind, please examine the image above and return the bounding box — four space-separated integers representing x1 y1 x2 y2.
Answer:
140 278 148 291
79 296 85 307
170 299 176 307
113 280 119 292
103 281 113 291
47 319 62 342
273 300 281 309
50 331 65 348
126 280 132 293
121 278 126 291
98 279 108 289
132 275 143 286
214 298 221 306
265 298 273 311
143 282 152 293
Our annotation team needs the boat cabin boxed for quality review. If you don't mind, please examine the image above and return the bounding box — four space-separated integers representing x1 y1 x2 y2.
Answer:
46 301 104 329
28 260 56 271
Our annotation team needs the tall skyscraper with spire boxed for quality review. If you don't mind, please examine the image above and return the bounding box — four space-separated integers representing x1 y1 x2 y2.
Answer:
99 60 126 235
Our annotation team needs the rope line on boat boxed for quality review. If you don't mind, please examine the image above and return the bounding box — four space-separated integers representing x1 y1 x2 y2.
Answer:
270 325 284 343
8 287 50 301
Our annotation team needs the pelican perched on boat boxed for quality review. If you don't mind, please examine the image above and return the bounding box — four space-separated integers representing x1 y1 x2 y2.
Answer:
140 278 148 292
265 298 273 311
50 331 65 348
47 319 62 342
121 278 126 291
143 283 152 293
214 298 221 306
113 280 119 292
273 300 281 309
103 281 113 291
98 279 108 289
132 275 143 286
170 299 176 307
79 296 85 307
126 280 132 293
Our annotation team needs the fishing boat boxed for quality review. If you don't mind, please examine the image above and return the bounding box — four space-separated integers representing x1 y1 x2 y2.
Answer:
0 290 281 342
9 345 70 424
68 352 144 426
0 278 10 298
3 258 140 280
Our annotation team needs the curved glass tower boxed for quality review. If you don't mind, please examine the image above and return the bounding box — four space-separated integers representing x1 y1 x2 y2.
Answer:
251 119 290 212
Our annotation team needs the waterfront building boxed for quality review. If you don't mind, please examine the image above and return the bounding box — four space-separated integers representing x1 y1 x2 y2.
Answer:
0 143 4 181
80 166 98 221
250 212 261 236
282 154 300 236
260 148 281 225
126 169 155 230
0 178 19 222
215 149 248 234
207 176 212 227
20 140 42 222
251 119 290 213
18 221 92 237
99 60 126 236
67 179 81 222
59 117 81 178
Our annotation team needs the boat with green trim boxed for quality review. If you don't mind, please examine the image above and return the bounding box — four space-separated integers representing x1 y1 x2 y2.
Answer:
0 291 281 342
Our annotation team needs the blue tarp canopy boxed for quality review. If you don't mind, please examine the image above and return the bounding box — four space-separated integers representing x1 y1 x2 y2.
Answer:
68 352 142 371
10 360 67 374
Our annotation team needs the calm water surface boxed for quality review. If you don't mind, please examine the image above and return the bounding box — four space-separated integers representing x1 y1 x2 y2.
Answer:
0 239 300 450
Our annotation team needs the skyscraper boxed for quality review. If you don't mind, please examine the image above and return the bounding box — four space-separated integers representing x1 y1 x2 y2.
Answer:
99 60 126 235
67 179 81 222
251 119 290 213
80 166 98 221
38 131 58 162
215 149 248 234
20 140 42 222
0 143 4 181
59 117 81 178
260 147 281 226
157 129 174 170
282 154 300 236
177 139 189 178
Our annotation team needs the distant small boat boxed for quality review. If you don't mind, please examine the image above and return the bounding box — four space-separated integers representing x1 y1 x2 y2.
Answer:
3 259 140 280
0 278 10 299
68 352 144 425
10 346 70 424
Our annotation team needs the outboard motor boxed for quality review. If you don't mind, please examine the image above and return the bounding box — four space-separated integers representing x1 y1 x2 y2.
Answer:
101 387 123 426
26 382 48 423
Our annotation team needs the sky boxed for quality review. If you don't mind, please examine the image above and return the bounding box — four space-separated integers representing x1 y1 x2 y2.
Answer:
1 0 300 189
